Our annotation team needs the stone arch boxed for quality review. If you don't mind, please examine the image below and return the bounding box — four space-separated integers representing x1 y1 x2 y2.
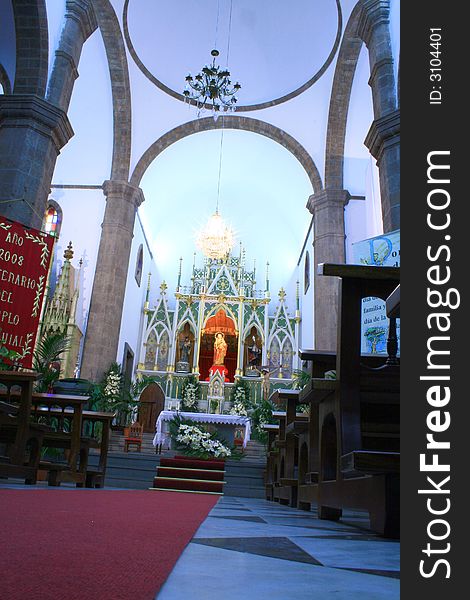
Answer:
12 0 49 96
325 0 399 230
0 64 12 94
92 0 132 181
130 116 322 193
324 2 363 189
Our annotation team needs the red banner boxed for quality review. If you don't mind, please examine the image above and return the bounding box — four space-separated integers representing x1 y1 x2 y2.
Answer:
0 216 54 368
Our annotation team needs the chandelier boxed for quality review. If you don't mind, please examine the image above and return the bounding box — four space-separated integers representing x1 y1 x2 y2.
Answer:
183 49 241 115
195 211 235 259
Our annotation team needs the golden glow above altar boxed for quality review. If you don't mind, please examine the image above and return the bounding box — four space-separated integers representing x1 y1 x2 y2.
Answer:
195 211 235 259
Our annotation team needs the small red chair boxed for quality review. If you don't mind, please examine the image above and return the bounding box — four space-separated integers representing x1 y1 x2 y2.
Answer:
123 422 143 452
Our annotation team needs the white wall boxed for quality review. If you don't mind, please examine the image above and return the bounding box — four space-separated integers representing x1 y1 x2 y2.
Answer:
297 221 314 350
116 214 158 371
343 44 384 260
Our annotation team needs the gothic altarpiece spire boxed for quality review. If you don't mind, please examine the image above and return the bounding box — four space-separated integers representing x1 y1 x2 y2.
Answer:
137 250 301 412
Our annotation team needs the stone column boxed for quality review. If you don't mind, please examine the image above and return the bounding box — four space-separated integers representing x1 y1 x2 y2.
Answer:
364 109 400 232
307 189 350 351
359 0 399 233
80 181 144 381
46 0 97 112
0 0 96 229
0 95 73 228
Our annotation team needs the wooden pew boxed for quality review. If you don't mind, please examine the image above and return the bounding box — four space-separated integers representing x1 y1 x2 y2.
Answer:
0 371 47 484
263 423 280 501
30 393 90 486
269 389 309 507
83 410 115 488
312 263 400 537
296 351 339 510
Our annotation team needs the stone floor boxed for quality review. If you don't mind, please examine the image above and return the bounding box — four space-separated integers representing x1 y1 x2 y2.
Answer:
0 481 400 598
157 496 400 600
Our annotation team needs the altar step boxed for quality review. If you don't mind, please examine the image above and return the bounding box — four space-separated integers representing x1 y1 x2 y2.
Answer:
223 460 266 498
240 440 266 463
150 456 226 495
88 450 266 495
88 450 168 489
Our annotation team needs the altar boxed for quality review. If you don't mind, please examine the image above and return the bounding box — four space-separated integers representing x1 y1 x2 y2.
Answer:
153 411 252 450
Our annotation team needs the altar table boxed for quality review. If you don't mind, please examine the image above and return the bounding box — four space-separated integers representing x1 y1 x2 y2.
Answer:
153 411 251 449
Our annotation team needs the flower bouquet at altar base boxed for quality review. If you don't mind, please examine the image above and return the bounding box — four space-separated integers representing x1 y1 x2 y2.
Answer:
179 375 201 412
229 379 252 417
168 414 242 460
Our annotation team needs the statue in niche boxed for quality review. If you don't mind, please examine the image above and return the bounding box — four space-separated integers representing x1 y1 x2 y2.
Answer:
176 323 194 373
180 336 191 363
213 332 228 366
244 327 262 374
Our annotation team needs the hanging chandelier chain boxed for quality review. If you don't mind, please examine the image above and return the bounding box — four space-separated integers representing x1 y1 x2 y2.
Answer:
216 123 225 213
226 0 234 66
214 0 221 52
183 0 240 115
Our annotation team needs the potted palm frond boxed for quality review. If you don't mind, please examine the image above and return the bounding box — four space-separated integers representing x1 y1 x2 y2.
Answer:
33 331 71 393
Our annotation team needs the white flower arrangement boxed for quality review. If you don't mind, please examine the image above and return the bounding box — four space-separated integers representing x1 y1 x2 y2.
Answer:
230 400 248 417
229 382 250 416
175 423 231 458
180 377 201 412
182 383 198 408
104 371 121 397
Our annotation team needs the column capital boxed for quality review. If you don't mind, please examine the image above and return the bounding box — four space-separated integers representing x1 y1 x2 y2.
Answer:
65 0 97 39
306 189 351 215
102 180 145 208
364 109 400 162
357 0 391 45
0 94 74 149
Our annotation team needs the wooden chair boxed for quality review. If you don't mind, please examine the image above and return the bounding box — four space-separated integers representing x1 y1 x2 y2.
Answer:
123 422 143 452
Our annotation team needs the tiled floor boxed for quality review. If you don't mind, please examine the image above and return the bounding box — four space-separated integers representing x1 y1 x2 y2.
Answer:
157 496 400 600
0 481 400 598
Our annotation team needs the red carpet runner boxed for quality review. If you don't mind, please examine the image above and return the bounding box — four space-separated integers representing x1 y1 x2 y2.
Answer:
0 489 218 600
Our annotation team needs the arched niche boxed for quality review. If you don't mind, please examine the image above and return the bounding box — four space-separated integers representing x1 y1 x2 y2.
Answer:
200 308 238 382
175 321 195 370
243 325 263 375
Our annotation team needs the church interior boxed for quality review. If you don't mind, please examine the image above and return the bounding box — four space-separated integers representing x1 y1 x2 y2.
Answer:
0 1 400 598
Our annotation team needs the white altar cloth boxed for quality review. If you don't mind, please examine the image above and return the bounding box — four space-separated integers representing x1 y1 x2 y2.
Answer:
153 411 251 449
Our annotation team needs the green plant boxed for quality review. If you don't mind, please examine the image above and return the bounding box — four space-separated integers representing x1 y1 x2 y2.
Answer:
40 446 64 461
0 342 21 370
92 362 140 425
33 331 71 392
250 397 277 444
291 369 311 390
